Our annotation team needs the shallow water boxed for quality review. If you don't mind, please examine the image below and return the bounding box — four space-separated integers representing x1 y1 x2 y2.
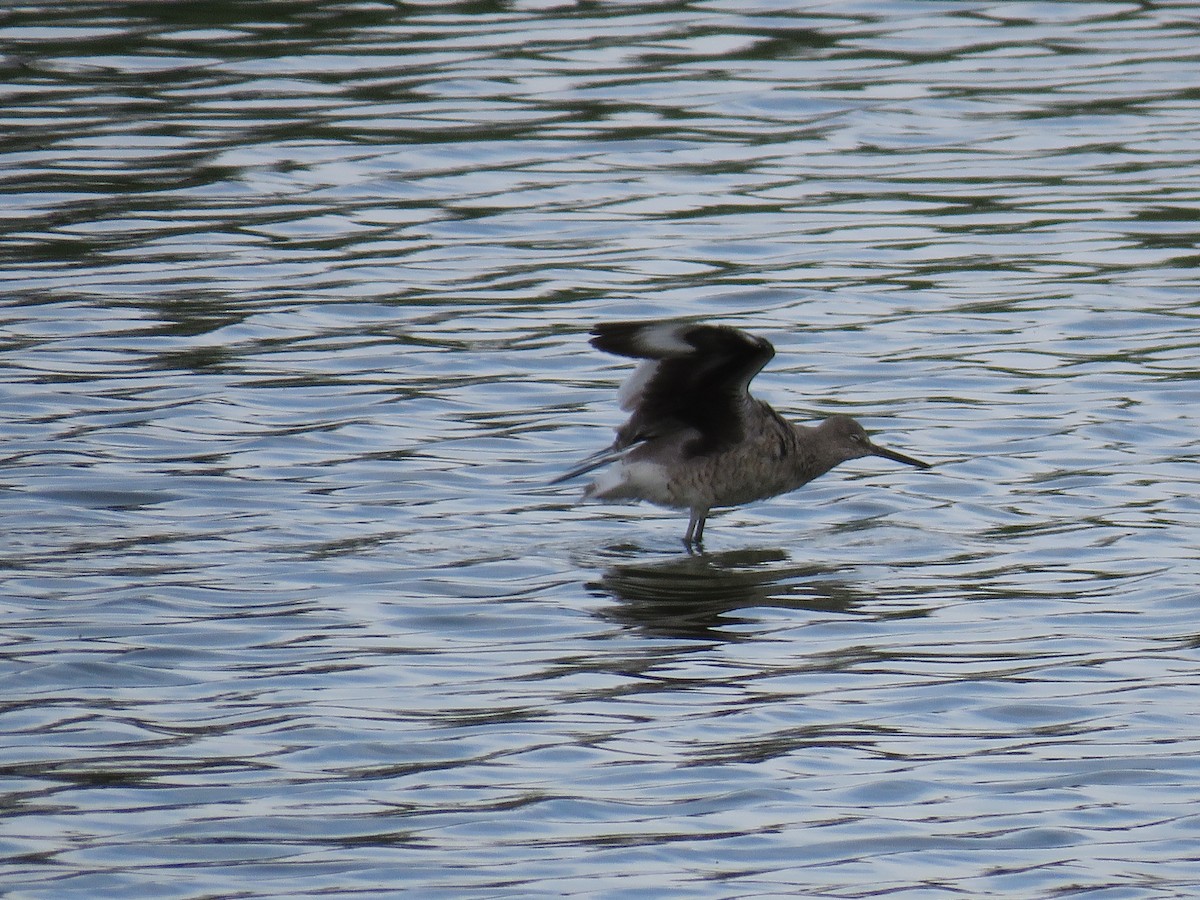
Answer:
4 2 1200 896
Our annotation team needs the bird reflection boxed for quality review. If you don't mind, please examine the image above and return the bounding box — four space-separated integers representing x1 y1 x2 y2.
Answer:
589 546 873 641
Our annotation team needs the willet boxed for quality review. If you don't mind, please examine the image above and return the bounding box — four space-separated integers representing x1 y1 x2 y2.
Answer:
553 320 931 545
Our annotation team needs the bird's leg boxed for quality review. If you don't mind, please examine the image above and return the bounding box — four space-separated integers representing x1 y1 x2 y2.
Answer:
683 507 708 548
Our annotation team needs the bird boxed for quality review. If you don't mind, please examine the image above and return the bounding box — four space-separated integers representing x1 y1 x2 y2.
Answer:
553 320 931 546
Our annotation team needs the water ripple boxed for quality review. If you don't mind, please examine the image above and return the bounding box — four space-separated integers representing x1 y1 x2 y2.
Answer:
4 1 1200 897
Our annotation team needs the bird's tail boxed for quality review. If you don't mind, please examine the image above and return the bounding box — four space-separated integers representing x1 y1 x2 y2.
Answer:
549 444 628 485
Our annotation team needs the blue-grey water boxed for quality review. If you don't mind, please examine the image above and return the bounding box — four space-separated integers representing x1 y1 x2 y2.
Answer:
4 2 1200 897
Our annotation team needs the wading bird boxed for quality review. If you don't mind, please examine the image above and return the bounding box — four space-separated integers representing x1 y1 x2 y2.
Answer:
553 320 931 545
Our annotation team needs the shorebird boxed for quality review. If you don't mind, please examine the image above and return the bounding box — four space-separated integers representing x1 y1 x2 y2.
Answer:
554 320 931 545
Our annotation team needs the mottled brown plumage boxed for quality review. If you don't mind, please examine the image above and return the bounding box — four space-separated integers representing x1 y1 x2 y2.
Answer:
554 320 931 545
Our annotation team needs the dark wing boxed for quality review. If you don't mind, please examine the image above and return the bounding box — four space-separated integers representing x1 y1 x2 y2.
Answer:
590 321 775 453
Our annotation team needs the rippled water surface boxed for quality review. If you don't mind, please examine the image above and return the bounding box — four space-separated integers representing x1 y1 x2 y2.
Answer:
4 1 1200 896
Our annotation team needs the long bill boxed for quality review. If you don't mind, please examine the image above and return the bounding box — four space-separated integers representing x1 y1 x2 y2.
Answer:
869 442 932 470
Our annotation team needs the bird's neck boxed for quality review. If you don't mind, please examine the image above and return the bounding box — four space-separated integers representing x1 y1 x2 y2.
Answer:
788 421 844 481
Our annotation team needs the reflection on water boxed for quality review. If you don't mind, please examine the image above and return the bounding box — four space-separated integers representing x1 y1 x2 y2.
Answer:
593 547 879 640
5 1 1200 897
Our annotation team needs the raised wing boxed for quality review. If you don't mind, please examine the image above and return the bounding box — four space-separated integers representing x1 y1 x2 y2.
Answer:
590 321 775 453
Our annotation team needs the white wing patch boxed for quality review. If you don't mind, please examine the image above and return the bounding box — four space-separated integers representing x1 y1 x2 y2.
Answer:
617 360 658 411
631 322 692 357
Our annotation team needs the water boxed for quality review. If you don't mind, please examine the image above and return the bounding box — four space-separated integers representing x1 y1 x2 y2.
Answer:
3 2 1200 896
